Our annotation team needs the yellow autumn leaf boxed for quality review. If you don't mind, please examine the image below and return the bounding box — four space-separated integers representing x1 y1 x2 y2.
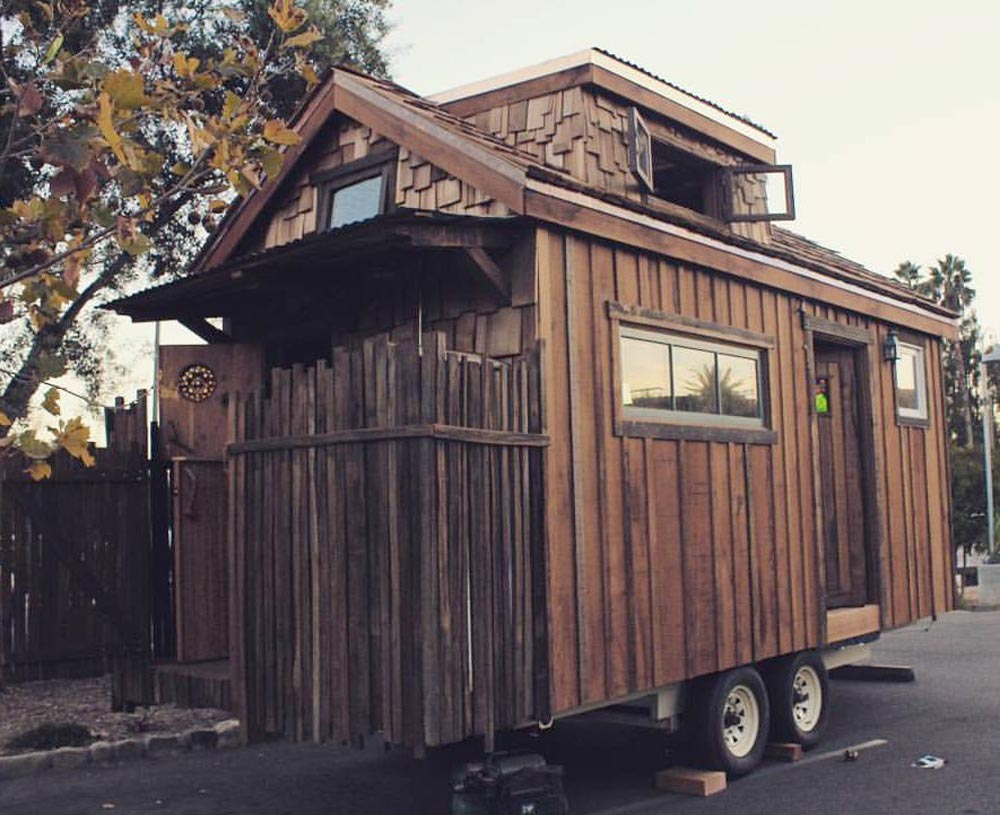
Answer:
262 119 300 146
55 416 95 467
283 28 323 48
0 411 10 426
102 70 148 110
172 53 200 79
41 387 60 416
97 92 127 165
267 0 308 33
28 461 53 481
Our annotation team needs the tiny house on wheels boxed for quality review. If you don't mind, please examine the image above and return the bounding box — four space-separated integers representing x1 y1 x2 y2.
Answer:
111 49 957 778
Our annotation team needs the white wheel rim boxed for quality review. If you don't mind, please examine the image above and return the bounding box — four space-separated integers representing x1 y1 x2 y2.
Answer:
792 665 823 733
722 685 760 758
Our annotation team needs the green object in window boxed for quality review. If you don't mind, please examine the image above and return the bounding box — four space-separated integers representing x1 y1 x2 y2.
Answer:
815 392 829 415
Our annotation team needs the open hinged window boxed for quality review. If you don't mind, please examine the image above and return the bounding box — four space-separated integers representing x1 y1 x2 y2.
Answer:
720 165 795 222
312 146 398 231
627 106 795 224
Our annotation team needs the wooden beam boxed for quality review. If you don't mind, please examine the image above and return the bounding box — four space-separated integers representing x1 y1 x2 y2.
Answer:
766 742 804 762
333 70 526 214
830 664 916 683
195 79 341 272
524 186 958 339
461 247 510 303
228 423 550 455
179 317 233 344
654 768 727 797
825 604 881 644
591 65 775 164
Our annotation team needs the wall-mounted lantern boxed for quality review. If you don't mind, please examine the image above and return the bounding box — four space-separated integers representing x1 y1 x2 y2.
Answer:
883 328 900 363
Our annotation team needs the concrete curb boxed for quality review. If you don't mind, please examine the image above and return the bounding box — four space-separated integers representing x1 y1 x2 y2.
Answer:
0 719 244 782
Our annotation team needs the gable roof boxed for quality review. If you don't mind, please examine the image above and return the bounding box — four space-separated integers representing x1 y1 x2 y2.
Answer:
194 66 565 273
180 60 955 336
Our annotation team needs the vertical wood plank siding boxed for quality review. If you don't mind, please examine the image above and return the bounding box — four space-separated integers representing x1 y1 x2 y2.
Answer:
228 335 548 748
0 396 151 685
535 226 953 716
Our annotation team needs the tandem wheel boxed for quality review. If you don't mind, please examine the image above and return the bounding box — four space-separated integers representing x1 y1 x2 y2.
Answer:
688 666 770 777
762 650 830 749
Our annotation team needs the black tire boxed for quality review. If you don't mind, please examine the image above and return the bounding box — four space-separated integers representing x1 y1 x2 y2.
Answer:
688 666 770 777
763 651 829 749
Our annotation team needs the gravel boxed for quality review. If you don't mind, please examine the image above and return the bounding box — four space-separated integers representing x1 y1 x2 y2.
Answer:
0 676 230 756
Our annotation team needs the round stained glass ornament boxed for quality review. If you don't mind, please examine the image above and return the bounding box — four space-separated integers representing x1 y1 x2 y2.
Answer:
177 363 217 402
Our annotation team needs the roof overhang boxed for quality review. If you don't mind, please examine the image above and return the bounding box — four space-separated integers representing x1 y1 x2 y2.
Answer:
432 48 777 164
522 179 959 339
108 212 524 322
193 67 536 274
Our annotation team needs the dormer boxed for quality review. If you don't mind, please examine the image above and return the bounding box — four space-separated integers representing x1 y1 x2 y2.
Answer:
434 48 794 243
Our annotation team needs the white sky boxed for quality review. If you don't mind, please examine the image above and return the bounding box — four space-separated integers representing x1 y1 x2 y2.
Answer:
72 0 1000 434
383 0 1000 331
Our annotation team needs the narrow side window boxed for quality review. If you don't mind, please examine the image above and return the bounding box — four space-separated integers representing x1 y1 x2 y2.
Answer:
894 341 928 421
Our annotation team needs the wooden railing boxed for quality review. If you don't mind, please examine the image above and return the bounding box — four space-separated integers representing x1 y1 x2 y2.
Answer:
228 334 549 750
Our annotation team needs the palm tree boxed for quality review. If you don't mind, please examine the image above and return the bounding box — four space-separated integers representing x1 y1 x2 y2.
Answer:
930 255 977 447
893 261 922 291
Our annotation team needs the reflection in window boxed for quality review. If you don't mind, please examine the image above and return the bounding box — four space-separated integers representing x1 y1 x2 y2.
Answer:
621 337 671 410
673 345 717 414
895 342 927 420
328 175 384 229
619 325 765 427
718 354 760 418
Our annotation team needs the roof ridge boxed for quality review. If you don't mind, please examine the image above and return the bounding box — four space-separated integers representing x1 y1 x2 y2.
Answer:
590 48 775 138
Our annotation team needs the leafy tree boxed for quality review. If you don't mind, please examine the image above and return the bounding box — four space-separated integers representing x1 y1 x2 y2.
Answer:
0 0 326 477
0 0 391 477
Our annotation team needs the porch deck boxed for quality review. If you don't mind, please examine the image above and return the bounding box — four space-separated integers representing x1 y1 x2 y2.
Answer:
154 659 232 711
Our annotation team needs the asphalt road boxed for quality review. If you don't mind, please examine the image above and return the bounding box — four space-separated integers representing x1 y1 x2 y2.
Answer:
2 609 997 815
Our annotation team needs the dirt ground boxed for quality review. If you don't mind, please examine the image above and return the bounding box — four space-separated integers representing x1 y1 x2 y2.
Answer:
0 676 230 755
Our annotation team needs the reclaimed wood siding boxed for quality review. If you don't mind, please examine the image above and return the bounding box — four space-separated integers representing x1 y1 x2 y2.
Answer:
256 118 509 253
0 397 150 684
228 334 549 749
535 227 953 714
465 87 767 241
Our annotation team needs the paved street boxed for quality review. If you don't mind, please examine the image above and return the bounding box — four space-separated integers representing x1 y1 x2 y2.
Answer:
2 609 998 815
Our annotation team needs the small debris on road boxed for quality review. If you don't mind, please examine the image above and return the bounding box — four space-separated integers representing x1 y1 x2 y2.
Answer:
843 749 860 762
912 755 947 769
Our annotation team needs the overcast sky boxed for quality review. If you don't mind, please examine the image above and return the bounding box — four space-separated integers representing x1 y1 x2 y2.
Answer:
383 0 1000 333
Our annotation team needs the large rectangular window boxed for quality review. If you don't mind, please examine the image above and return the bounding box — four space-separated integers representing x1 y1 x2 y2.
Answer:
895 341 928 421
620 325 764 428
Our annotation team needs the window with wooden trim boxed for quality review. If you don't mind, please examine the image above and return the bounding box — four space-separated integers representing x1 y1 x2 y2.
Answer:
894 341 928 421
627 106 795 223
312 148 397 231
620 325 765 428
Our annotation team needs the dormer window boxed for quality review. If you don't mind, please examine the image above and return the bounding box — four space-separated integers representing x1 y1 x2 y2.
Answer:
312 146 397 231
627 106 795 223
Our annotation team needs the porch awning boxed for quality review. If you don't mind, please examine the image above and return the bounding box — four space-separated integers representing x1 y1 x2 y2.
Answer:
105 210 523 323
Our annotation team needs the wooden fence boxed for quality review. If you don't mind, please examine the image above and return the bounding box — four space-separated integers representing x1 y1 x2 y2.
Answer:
0 395 151 697
228 334 549 750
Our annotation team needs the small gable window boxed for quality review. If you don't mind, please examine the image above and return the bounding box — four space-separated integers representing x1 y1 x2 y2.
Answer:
328 175 384 229
312 146 397 232
627 106 795 223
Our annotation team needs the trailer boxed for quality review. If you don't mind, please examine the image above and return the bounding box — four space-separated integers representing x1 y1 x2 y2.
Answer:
111 48 957 779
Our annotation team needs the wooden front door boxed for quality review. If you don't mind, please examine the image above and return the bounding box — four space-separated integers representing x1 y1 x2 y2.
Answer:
814 343 870 608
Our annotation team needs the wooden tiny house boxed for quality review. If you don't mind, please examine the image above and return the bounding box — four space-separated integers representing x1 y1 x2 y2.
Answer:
112 49 957 770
